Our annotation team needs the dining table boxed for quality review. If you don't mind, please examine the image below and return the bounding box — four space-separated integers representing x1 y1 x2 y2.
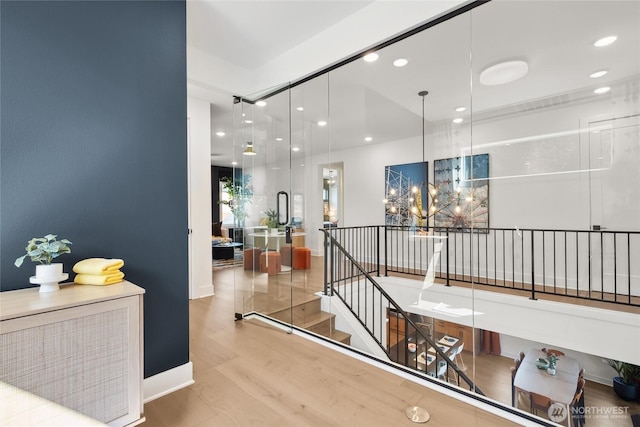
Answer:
513 349 580 426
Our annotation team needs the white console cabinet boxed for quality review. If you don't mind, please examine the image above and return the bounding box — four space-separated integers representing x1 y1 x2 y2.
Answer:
0 281 144 426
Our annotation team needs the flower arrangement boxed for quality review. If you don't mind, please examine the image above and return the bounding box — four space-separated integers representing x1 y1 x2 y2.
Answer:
14 234 72 267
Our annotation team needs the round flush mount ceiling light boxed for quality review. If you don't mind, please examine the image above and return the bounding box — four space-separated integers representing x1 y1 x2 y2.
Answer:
590 70 608 78
363 52 379 62
393 58 408 67
594 86 611 94
455 106 466 112
479 60 529 86
452 118 463 124
594 35 617 47
296 106 304 111
275 137 283 141
364 136 373 142
317 120 327 127
215 131 226 137
255 100 267 107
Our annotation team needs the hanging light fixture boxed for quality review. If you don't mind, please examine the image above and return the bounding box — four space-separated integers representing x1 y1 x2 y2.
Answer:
243 142 256 156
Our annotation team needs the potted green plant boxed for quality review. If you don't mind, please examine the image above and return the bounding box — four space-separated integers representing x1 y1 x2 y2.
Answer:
218 175 253 228
260 209 279 232
604 359 640 401
15 234 72 293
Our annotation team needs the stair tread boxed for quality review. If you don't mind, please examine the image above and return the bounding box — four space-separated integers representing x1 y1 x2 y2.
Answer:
325 330 351 344
298 311 334 329
266 294 321 317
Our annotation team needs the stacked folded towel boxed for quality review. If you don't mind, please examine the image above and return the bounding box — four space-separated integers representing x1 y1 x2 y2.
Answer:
73 258 125 286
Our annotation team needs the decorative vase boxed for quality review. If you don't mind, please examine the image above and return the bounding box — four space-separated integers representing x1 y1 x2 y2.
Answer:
29 263 69 293
547 366 556 376
270 228 279 235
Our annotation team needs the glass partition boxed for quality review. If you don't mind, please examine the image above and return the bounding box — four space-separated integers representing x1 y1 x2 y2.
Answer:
232 1 640 422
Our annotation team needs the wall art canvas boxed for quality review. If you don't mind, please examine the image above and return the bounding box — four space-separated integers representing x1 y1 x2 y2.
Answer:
384 161 429 227
434 154 489 230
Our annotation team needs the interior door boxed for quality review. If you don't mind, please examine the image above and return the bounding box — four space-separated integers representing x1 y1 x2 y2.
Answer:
588 115 640 231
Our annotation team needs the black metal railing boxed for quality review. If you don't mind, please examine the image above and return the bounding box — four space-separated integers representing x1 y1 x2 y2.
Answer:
325 225 639 307
321 228 483 395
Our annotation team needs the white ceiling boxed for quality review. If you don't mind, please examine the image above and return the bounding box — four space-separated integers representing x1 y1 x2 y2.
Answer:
188 1 640 167
187 1 373 70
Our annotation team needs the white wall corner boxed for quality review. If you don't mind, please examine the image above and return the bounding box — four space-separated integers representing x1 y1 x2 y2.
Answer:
187 96 213 300
143 361 194 403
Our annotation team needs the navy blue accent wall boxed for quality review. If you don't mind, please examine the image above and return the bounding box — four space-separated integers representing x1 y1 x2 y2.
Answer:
1 1 188 378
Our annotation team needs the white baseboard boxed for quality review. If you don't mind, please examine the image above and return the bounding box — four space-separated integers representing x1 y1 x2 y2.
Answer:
143 361 194 403
193 284 214 299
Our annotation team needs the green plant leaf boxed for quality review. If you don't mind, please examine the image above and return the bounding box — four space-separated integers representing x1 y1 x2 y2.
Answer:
14 255 26 267
15 234 72 267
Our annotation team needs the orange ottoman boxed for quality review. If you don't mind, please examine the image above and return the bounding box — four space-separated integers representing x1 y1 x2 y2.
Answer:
292 247 311 270
244 248 262 271
260 251 282 275
280 246 293 266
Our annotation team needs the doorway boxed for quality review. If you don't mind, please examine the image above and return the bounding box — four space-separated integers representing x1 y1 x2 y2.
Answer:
321 163 344 228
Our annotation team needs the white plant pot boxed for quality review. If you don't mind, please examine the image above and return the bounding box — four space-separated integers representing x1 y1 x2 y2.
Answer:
271 228 279 235
29 263 68 293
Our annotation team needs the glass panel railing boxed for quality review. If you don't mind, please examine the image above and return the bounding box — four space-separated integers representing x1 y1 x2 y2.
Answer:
470 0 640 421
230 1 640 424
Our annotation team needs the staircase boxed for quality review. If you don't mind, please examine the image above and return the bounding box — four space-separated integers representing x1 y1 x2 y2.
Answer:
268 294 351 345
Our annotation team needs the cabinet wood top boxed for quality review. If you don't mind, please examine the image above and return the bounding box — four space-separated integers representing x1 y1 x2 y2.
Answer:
0 281 144 322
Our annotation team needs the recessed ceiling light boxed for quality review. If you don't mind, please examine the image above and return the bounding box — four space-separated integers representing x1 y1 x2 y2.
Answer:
363 52 379 62
594 86 611 94
275 137 283 141
231 161 238 166
296 106 304 111
317 120 327 127
215 131 226 137
455 106 466 112
594 36 617 47
243 120 253 124
479 60 529 86
393 58 408 67
255 100 267 107
364 136 373 142
292 147 300 152
453 118 463 124
590 70 608 78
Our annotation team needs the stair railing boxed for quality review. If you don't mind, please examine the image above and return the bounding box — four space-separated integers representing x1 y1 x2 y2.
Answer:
321 228 483 395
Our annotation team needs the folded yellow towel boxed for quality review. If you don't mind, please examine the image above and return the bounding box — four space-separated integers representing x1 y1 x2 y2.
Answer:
73 258 124 275
75 271 125 286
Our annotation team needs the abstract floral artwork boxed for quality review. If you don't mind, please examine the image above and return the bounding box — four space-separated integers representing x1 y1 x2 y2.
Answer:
434 154 489 230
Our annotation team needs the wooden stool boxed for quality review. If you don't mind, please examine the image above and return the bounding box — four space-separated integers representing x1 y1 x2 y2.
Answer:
280 246 293 266
292 247 311 270
243 248 262 271
260 251 281 275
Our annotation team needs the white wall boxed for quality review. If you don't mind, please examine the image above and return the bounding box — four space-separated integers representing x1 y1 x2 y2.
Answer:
187 97 213 298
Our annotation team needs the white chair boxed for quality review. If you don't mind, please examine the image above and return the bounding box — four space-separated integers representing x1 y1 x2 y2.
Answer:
428 360 448 380
453 342 466 371
436 361 448 380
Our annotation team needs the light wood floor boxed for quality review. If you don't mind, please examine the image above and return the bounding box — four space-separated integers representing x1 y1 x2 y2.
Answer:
143 257 639 426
